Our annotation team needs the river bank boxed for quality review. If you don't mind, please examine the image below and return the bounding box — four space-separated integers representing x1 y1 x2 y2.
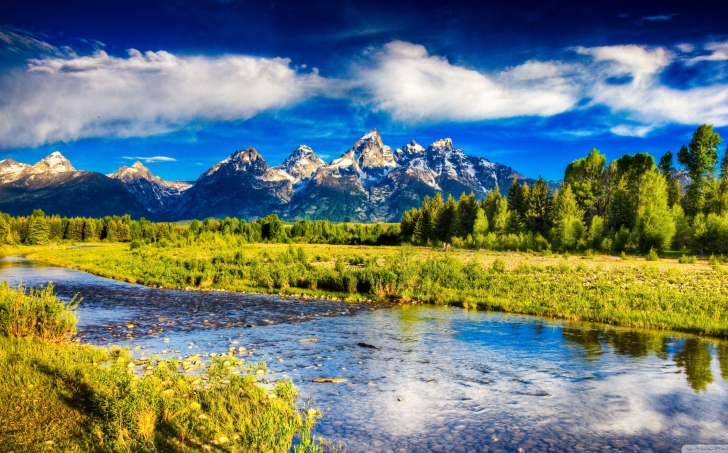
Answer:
27 242 728 338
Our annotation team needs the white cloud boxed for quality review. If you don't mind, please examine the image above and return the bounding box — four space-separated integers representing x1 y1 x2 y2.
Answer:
355 41 579 123
576 44 728 127
610 125 656 137
685 41 728 65
0 48 332 147
0 28 60 56
123 156 176 163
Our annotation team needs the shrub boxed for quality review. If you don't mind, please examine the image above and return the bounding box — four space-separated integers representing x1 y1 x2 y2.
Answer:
678 255 697 264
0 282 79 342
129 240 142 250
491 258 506 273
645 247 659 261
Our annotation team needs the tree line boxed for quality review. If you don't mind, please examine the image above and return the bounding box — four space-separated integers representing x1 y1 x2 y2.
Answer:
0 211 399 247
400 124 728 254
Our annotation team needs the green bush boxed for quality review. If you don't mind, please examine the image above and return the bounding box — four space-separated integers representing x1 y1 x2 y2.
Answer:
0 282 78 342
491 258 506 273
645 247 659 261
678 255 697 264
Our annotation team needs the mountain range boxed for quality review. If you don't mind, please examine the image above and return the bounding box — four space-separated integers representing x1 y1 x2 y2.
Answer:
0 129 539 222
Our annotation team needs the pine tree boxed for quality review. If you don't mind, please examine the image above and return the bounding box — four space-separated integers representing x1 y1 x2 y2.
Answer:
27 217 49 245
451 192 478 238
435 194 457 241
526 176 552 235
507 178 528 232
658 151 681 208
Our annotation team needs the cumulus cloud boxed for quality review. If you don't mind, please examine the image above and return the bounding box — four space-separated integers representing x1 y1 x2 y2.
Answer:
123 156 176 163
0 48 333 147
354 41 579 123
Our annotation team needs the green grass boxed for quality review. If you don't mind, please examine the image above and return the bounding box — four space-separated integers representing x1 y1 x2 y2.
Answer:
27 241 728 338
0 283 328 453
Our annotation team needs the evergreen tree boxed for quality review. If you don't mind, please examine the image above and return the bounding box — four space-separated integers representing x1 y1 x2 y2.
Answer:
506 178 528 232
526 176 552 235
678 124 723 215
658 151 681 208
634 169 675 251
435 194 457 241
451 192 478 238
482 184 501 228
27 217 49 245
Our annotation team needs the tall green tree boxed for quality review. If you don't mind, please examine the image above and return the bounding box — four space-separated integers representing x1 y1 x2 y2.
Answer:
634 169 675 251
658 151 681 208
451 192 478 238
435 194 457 241
473 208 489 236
551 185 585 251
563 149 606 216
27 217 49 245
492 198 510 235
678 124 723 215
506 178 528 232
525 176 552 235
482 184 501 228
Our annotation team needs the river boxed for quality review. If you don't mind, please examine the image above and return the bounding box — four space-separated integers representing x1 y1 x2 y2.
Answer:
1 256 727 452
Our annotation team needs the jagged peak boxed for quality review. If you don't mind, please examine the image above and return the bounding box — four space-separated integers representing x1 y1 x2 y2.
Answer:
34 151 75 173
429 138 454 150
131 161 146 169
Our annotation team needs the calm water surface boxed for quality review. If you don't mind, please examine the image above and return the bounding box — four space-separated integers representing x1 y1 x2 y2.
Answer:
2 256 727 452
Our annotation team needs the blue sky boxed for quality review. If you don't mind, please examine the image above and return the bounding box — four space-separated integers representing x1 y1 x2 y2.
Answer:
1 0 727 181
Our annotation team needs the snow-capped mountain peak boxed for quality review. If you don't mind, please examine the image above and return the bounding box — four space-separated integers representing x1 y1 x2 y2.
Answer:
274 145 326 183
34 151 76 174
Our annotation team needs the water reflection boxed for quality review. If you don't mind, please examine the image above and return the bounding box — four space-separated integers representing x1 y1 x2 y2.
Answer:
561 325 726 394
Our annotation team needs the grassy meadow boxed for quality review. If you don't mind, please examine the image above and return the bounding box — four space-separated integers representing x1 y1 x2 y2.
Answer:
0 282 325 453
28 241 728 338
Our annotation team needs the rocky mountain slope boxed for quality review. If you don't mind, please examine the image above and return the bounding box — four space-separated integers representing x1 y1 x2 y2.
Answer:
0 153 150 218
108 161 192 214
0 130 539 221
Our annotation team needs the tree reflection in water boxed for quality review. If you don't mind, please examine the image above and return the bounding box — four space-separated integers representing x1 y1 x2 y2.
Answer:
562 326 725 393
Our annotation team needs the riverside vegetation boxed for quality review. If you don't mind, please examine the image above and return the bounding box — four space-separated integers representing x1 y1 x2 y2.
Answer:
0 282 327 453
28 241 728 338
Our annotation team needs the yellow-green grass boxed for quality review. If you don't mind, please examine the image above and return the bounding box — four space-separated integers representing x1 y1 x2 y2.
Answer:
0 336 323 452
0 282 325 453
27 242 728 337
